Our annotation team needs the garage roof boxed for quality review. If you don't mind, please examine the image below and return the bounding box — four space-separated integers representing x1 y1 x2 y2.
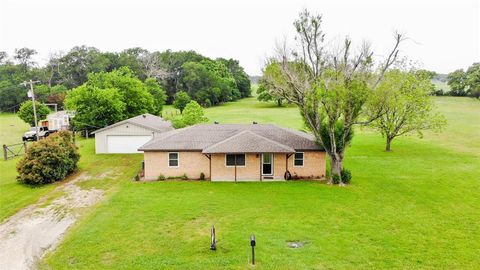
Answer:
92 114 173 134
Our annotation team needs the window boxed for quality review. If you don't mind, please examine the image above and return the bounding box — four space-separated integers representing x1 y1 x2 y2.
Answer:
225 154 246 166
168 152 179 167
294 152 304 166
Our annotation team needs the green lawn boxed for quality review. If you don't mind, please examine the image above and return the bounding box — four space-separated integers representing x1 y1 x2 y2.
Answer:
0 113 30 145
0 158 58 221
40 97 480 269
163 98 304 129
432 79 451 93
0 113 56 221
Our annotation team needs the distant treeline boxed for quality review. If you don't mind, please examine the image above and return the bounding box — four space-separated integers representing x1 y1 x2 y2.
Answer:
436 63 479 98
0 47 251 112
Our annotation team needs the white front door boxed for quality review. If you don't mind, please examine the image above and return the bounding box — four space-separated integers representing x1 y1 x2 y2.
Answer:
106 135 152 153
262 153 273 175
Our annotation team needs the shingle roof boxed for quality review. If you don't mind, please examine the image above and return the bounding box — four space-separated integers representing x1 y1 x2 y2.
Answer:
203 130 295 154
92 113 173 134
138 124 323 152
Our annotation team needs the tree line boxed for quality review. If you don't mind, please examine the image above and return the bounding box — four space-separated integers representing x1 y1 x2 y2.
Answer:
0 47 251 112
445 63 480 98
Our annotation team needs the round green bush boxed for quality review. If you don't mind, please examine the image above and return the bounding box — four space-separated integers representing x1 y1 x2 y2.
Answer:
16 131 79 185
341 168 352 184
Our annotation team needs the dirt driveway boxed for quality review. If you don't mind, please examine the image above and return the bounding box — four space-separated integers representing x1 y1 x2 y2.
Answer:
0 173 103 270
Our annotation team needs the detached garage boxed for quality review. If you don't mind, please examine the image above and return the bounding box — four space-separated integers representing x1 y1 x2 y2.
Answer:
92 114 173 154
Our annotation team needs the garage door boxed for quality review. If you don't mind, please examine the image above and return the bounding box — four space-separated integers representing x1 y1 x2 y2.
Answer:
106 135 152 153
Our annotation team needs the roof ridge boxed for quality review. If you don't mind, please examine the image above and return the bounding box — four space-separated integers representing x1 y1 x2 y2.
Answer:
92 113 171 134
139 125 195 149
202 129 294 153
247 130 295 152
201 129 250 152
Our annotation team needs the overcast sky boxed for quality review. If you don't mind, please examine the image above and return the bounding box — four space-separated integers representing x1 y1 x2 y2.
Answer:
1 0 479 75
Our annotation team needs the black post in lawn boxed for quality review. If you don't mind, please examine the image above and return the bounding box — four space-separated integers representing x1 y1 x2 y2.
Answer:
250 234 256 265
210 225 216 250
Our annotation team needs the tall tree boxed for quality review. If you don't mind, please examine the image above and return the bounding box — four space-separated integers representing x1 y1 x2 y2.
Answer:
366 69 446 151
144 78 167 115
86 67 155 117
218 58 251 97
14 48 37 70
17 101 51 126
65 86 125 132
257 62 288 106
173 91 191 113
466 63 480 98
264 9 402 183
447 69 468 96
0 51 8 64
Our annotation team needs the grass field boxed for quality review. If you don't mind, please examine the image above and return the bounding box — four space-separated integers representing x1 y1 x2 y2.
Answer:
432 79 451 93
0 113 30 145
34 96 480 269
0 113 57 221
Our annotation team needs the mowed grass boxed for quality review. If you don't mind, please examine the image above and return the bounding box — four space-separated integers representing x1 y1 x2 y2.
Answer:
0 130 142 222
0 113 30 145
42 97 480 269
0 113 56 221
0 158 58 221
163 99 304 129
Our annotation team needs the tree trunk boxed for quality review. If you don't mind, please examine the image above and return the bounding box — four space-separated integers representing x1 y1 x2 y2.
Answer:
277 99 282 107
386 137 393 151
330 156 343 180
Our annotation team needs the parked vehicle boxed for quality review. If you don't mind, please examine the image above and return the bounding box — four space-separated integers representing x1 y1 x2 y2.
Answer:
22 127 56 141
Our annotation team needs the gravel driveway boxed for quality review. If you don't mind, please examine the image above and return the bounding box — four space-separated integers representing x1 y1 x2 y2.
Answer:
0 174 103 270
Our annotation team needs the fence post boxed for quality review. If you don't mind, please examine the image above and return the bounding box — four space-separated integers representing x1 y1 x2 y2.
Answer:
3 144 7 161
23 141 27 153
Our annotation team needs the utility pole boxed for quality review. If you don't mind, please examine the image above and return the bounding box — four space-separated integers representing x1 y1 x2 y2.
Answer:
21 80 41 141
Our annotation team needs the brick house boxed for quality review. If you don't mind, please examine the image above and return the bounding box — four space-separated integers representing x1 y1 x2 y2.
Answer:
139 123 326 181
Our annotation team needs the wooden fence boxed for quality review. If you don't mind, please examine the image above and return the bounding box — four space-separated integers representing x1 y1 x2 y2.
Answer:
3 142 28 161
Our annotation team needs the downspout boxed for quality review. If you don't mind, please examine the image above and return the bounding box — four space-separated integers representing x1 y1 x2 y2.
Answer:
234 163 237 182
203 154 212 181
286 153 293 180
286 153 293 171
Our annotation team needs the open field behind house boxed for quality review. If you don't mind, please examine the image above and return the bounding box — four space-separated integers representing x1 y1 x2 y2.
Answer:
432 79 451 93
33 96 480 269
0 113 30 146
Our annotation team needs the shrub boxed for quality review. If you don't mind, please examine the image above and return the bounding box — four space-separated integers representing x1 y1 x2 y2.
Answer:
341 168 352 184
332 174 341 185
181 173 188 180
172 118 186 129
158 174 166 181
200 172 205 180
17 131 79 185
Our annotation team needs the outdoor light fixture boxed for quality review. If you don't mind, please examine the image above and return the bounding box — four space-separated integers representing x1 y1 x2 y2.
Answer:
210 225 216 250
250 234 256 265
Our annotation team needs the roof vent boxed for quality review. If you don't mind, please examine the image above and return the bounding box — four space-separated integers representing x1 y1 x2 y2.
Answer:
253 121 258 124
214 121 219 124
142 114 146 118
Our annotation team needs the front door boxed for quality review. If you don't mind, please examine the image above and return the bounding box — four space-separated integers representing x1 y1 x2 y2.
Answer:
262 153 273 175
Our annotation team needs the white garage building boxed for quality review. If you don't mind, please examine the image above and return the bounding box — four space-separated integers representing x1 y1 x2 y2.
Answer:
92 114 173 154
